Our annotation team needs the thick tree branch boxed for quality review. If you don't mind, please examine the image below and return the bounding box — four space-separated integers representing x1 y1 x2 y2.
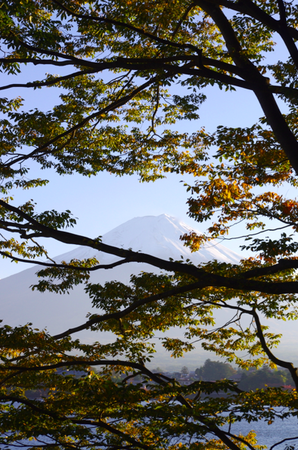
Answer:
195 0 298 174
276 0 298 68
1 200 298 296
205 0 298 41
242 259 298 279
2 54 298 107
201 0 298 68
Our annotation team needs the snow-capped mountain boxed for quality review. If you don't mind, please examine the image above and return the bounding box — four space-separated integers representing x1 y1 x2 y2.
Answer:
1 214 239 339
57 214 240 265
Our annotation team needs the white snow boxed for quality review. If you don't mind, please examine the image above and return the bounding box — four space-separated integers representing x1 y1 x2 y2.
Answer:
57 214 240 265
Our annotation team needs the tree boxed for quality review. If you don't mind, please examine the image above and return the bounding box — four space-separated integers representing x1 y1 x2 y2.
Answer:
2 0 298 448
195 359 237 381
238 366 290 391
181 366 189 375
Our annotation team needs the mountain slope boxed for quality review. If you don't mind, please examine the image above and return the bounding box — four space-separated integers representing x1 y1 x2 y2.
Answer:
1 214 239 339
56 214 240 264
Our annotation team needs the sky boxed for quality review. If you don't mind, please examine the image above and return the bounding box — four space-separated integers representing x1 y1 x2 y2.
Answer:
0 33 289 279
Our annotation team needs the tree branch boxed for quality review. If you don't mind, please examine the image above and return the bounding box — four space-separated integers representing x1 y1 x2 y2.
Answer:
0 394 150 450
52 281 205 339
195 0 298 174
171 3 197 38
242 258 298 279
51 0 201 54
0 250 129 271
204 0 298 41
0 68 98 91
1 360 244 450
2 200 298 296
2 75 159 168
202 0 298 68
252 309 298 388
276 0 298 68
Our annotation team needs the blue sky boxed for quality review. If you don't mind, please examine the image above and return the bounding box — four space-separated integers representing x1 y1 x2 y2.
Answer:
0 56 283 278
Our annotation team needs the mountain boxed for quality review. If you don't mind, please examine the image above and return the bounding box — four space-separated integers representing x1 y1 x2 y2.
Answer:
57 214 240 265
0 214 239 338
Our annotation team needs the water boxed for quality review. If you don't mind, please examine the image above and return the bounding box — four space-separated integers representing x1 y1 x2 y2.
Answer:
221 413 298 449
1 410 297 449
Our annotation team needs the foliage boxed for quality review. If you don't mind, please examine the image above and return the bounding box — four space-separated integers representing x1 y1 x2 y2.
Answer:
181 366 190 375
2 0 298 449
195 359 237 382
238 366 292 391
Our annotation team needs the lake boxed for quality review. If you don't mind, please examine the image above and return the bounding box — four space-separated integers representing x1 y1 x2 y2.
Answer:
221 412 298 449
1 409 297 449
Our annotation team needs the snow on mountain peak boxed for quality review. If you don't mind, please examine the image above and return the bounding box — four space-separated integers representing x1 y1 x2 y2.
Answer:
59 214 240 265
